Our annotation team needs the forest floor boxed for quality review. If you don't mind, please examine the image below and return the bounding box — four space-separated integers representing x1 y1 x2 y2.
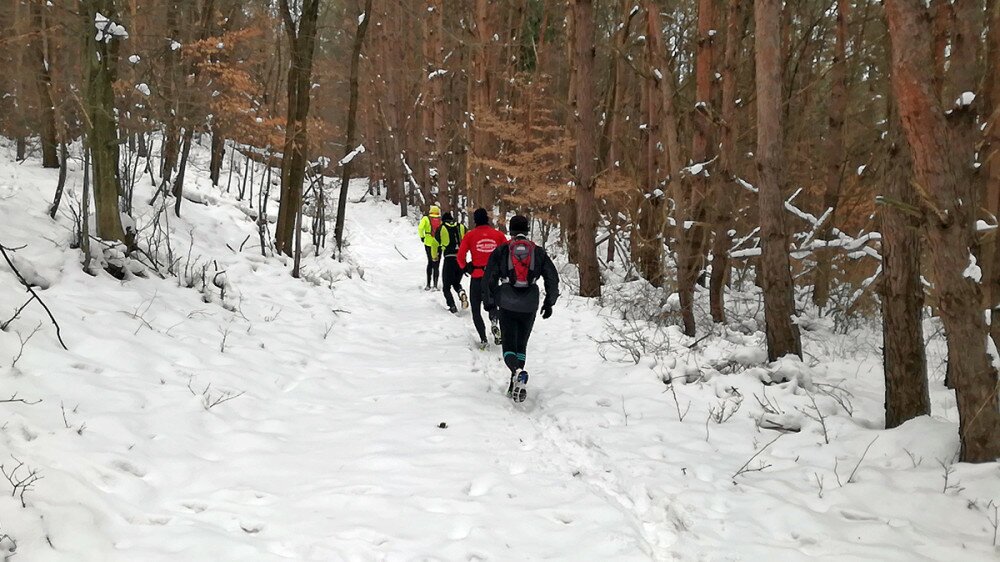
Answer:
0 144 998 561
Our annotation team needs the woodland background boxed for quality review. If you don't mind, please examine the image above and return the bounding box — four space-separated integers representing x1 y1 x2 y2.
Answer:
0 0 997 467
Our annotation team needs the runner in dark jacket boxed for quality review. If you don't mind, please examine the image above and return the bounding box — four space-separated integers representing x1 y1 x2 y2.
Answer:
482 215 559 402
435 212 467 313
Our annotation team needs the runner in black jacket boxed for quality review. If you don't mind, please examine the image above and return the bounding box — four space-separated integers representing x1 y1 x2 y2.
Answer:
482 215 559 402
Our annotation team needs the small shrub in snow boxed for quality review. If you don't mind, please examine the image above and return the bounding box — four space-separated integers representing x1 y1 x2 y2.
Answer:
0 457 42 508
187 376 245 411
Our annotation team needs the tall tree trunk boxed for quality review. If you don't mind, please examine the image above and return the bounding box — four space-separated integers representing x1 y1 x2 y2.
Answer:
678 0 717 336
84 0 127 245
885 0 1000 463
49 143 68 218
172 127 194 217
429 0 448 207
275 0 322 257
754 0 801 360
572 0 601 298
335 0 373 252
881 95 930 429
633 3 665 288
467 0 492 212
986 0 1000 349
29 0 58 169
160 2 181 185
710 0 746 324
812 0 850 309
209 125 225 186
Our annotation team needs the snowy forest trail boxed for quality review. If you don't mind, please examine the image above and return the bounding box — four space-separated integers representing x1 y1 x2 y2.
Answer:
252 203 663 560
3 162 998 562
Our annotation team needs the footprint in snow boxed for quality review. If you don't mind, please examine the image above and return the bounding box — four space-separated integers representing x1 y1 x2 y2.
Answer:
240 522 264 534
181 502 207 513
112 460 147 478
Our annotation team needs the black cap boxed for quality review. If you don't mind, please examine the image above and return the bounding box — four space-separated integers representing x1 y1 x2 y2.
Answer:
473 208 489 226
509 215 529 235
442 211 454 222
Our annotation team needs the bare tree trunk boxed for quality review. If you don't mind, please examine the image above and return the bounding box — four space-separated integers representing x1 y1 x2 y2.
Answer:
755 0 801 361
572 0 601 298
813 0 850 308
275 0 322 257
710 0 746 324
881 93 930 429
335 0 373 252
49 143 68 218
430 0 448 206
209 125 225 186
646 0 686 203
631 2 666 288
678 0 717 336
84 0 127 245
81 147 92 271
160 2 181 185
29 0 58 169
885 0 1000 463
172 127 194 217
986 0 1000 348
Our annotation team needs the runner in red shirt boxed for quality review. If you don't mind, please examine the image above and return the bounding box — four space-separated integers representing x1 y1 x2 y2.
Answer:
457 208 508 347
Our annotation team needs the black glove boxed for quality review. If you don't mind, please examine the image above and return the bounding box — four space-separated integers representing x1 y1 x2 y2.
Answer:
541 305 553 319
484 301 496 312
463 263 474 275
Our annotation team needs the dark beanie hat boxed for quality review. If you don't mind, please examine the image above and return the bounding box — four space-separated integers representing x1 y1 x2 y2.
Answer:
442 211 454 222
473 208 489 226
509 215 530 234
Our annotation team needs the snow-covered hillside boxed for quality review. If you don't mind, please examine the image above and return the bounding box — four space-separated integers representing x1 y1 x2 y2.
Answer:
0 143 997 561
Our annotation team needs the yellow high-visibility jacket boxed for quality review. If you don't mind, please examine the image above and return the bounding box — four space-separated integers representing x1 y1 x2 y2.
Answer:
419 214 442 259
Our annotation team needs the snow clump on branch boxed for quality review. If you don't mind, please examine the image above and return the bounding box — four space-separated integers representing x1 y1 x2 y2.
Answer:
94 13 128 42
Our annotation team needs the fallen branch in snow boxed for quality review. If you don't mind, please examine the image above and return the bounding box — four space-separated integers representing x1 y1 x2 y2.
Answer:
0 244 68 349
393 244 409 260
0 393 41 406
732 434 782 479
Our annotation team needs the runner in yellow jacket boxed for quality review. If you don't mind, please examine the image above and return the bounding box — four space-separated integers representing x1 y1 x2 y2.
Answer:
418 205 442 290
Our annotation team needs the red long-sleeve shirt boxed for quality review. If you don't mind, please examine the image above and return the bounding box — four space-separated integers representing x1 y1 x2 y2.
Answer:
457 225 507 278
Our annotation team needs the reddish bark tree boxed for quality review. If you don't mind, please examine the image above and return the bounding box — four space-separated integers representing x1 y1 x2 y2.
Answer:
678 0 717 336
754 0 802 361
885 0 1000 463
572 0 601 297
275 0 322 257
812 0 850 308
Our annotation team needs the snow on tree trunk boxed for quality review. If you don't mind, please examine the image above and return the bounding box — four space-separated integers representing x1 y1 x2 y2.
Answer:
885 0 1000 463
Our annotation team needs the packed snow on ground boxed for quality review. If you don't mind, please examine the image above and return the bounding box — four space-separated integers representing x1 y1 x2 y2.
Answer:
0 138 997 561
